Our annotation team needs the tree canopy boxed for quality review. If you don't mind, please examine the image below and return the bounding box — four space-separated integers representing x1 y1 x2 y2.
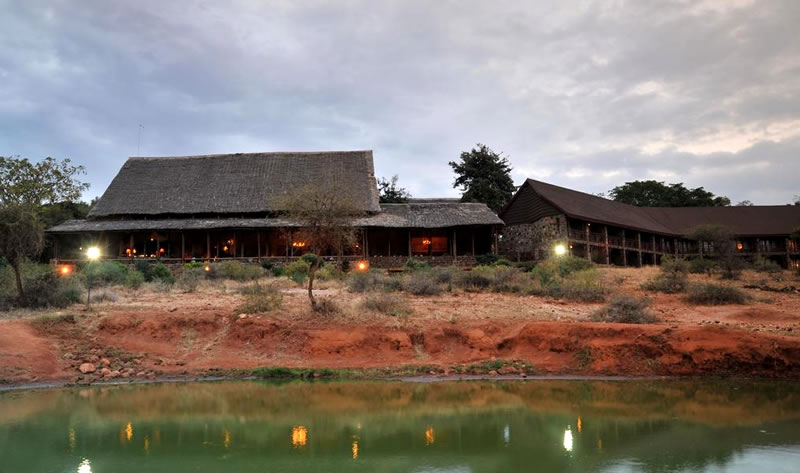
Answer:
608 180 730 207
0 156 89 207
449 144 515 213
377 175 411 203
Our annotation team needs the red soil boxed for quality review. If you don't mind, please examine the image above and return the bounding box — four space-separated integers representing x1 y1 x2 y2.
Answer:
1 268 799 385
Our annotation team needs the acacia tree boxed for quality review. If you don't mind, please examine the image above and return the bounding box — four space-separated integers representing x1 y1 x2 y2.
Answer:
377 175 411 203
609 180 730 207
687 224 739 279
449 144 515 213
0 156 88 305
279 185 363 311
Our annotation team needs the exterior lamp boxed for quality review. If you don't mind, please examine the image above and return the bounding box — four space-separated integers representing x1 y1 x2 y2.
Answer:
58 265 73 276
356 260 369 272
736 242 743 251
87 246 100 260
203 264 211 272
554 244 567 256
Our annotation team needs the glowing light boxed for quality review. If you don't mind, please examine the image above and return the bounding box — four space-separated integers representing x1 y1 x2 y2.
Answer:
425 426 435 445
356 260 369 272
125 248 132 256
224 429 232 448
292 241 306 248
68 427 76 452
159 248 165 254
577 416 582 433
59 265 72 276
352 439 359 459
736 242 743 251
77 458 92 473
125 422 133 442
144 435 150 455
563 427 573 452
292 426 307 447
422 239 432 246
554 244 567 256
203 264 211 272
223 246 229 252
86 247 100 260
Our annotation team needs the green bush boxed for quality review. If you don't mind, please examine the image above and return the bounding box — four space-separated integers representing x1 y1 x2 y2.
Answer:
592 296 656 324
124 270 145 289
403 272 443 296
0 264 82 309
404 258 431 272
183 261 205 269
475 253 499 266
177 267 204 292
285 260 311 285
750 255 782 274
315 263 339 281
313 297 340 315
82 261 130 286
688 258 717 275
271 266 286 277
493 257 513 267
134 260 175 284
529 268 606 302
235 284 283 314
214 261 263 281
686 283 749 305
455 269 493 292
347 271 403 293
490 266 529 293
362 293 413 316
300 253 320 266
431 266 460 285
531 255 593 285
642 256 689 293
260 260 274 270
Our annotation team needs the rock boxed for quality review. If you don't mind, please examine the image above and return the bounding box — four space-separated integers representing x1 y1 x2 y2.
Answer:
488 370 498 376
62 352 74 360
520 372 527 378
101 367 112 377
79 363 96 374
110 370 120 378
100 358 111 367
121 372 130 378
136 371 146 377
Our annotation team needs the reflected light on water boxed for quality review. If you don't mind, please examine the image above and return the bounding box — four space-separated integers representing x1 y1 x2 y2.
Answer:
503 425 510 446
125 423 133 442
563 427 573 452
352 439 359 459
77 459 92 473
425 426 435 445
68 428 76 452
144 435 150 455
292 426 308 447
577 417 582 433
224 430 232 448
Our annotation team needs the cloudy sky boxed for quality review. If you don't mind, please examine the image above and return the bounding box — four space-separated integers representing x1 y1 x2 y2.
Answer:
1 0 799 204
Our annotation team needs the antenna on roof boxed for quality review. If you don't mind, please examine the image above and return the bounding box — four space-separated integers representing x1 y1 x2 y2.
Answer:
136 124 144 156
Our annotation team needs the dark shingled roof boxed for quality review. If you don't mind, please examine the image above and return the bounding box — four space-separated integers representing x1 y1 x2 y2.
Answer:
516 179 800 237
48 203 502 233
88 150 381 217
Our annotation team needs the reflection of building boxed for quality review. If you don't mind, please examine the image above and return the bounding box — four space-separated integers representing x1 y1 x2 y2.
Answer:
48 151 502 267
501 179 800 267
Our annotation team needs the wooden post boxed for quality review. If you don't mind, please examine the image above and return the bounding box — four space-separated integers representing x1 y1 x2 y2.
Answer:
471 231 476 257
206 231 210 261
181 232 185 262
652 235 657 265
364 228 369 257
285 230 289 258
408 230 412 257
622 229 627 266
585 224 591 261
257 231 261 261
787 238 792 269
603 225 610 265
493 227 499 255
637 232 643 267
673 238 678 257
290 230 294 257
452 229 457 259
156 237 160 260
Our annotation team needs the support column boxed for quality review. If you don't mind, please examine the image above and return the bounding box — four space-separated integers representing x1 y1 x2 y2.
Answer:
603 225 610 265
408 230 412 257
471 231 476 257
257 231 261 261
452 229 457 259
493 227 499 255
787 238 792 268
674 238 678 257
622 229 627 266
652 235 657 265
637 232 643 267
364 228 369 257
285 230 290 258
181 232 185 262
585 224 591 261
206 232 210 261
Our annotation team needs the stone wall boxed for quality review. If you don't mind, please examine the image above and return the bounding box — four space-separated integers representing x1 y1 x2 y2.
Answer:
500 214 567 261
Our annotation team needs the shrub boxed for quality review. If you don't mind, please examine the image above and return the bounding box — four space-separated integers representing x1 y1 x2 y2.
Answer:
124 270 145 289
313 297 340 315
592 296 657 324
82 261 130 286
688 258 717 275
475 253 499 266
134 260 174 284
642 256 689 293
315 263 338 281
215 261 263 281
554 269 607 302
90 288 120 303
235 284 283 314
362 293 413 316
347 271 403 293
531 255 593 284
750 255 782 274
260 260 274 270
271 266 286 277
455 268 493 292
1 264 82 309
431 266 460 285
404 272 443 296
404 258 431 272
686 283 749 305
493 257 513 267
490 266 529 293
177 267 204 292
300 253 319 266
285 260 311 285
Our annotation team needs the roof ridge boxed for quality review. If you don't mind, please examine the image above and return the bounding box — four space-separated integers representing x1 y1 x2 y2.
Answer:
128 150 373 160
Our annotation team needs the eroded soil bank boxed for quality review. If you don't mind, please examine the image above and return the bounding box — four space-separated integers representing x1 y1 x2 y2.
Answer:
1 267 799 386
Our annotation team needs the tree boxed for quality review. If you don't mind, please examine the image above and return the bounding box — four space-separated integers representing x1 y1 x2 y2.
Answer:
0 156 88 305
792 225 800 241
735 200 754 206
686 224 740 279
449 144 515 213
0 206 45 305
793 195 800 206
377 175 411 203
279 185 363 311
609 180 730 207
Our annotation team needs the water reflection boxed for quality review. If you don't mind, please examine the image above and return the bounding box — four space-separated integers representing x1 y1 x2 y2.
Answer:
1 379 800 473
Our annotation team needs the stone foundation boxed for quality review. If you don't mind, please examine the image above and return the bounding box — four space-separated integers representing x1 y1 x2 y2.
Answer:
500 215 567 261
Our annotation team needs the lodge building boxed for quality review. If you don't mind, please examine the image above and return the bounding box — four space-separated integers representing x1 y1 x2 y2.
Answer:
47 151 503 266
500 179 800 269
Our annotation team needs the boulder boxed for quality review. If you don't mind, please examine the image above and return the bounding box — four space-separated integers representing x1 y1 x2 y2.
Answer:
100 358 111 367
79 363 96 374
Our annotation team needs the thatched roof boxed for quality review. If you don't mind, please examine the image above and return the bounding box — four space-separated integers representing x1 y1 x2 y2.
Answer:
505 179 800 237
48 202 502 233
88 151 381 217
